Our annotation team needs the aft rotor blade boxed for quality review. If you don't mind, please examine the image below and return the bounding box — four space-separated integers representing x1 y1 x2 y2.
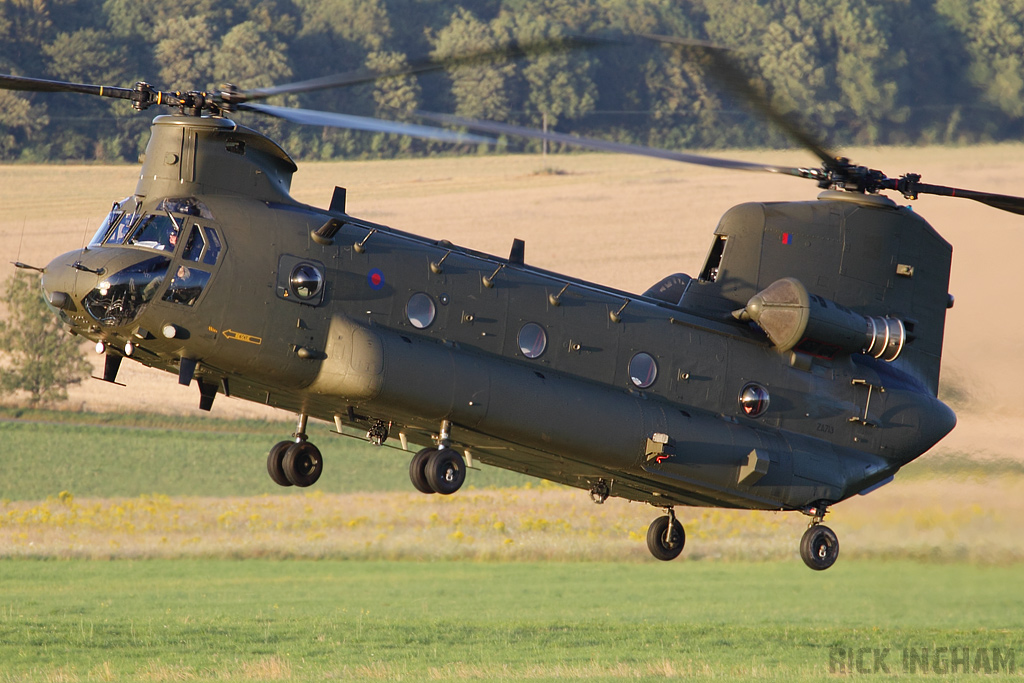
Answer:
633 34 844 173
887 178 1024 216
238 36 606 103
240 103 494 145
415 111 817 178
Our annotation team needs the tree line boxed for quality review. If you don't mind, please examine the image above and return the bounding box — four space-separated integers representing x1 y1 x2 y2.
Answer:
1 0 1023 163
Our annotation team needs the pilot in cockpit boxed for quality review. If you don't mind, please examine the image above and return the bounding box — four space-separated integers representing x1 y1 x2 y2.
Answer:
166 225 180 251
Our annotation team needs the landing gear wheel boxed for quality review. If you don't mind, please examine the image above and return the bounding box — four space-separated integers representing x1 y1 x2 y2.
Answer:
646 515 685 561
424 448 466 495
282 441 323 488
800 524 839 571
409 447 438 494
267 440 294 487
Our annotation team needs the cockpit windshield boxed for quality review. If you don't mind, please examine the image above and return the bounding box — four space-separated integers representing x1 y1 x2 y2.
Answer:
129 212 181 251
92 197 215 252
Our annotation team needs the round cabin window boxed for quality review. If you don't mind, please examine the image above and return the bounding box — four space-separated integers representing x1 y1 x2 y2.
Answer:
739 382 770 417
290 263 323 300
518 322 547 358
406 292 436 329
628 352 658 388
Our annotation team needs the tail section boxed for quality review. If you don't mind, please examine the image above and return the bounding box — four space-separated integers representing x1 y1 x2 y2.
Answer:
680 192 953 395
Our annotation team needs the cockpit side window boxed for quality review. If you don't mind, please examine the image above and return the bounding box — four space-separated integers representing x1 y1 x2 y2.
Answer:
163 223 221 306
162 265 211 307
182 225 204 262
202 227 222 265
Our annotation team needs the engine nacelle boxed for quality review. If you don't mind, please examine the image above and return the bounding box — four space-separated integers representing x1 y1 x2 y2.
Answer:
737 277 906 361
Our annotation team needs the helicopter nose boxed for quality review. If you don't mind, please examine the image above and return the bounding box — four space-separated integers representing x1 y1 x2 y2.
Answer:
40 250 110 315
41 254 80 311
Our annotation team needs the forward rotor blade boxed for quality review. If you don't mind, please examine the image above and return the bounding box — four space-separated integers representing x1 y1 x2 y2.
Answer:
0 73 134 100
415 111 818 178
633 34 843 173
240 103 493 145
237 36 605 103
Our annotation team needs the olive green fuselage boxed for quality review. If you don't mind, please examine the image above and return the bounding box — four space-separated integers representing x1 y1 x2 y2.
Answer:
41 116 956 512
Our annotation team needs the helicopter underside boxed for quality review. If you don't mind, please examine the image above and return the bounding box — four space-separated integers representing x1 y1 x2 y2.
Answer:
112 337 880 518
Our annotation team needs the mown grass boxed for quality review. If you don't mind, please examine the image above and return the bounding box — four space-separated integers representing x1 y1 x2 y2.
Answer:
2 559 1022 682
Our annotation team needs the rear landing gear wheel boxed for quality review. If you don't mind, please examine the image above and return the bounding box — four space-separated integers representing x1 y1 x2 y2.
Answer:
800 524 839 571
424 448 466 495
646 513 685 561
267 441 294 487
282 441 323 488
409 447 438 494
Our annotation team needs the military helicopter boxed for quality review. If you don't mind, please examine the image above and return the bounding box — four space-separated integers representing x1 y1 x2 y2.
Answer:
7 35 1024 570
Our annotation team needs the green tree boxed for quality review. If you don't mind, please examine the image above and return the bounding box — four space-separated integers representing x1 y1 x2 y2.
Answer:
43 27 129 84
498 11 597 130
367 49 421 155
153 15 221 90
368 49 421 118
0 0 55 73
430 8 514 120
642 44 723 148
0 271 91 405
213 20 292 89
938 0 1024 120
0 89 49 159
294 0 391 51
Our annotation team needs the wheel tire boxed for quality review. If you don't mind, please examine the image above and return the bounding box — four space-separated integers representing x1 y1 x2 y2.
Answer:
646 515 685 561
282 442 323 488
800 524 839 571
409 447 438 494
267 441 294 487
424 448 466 495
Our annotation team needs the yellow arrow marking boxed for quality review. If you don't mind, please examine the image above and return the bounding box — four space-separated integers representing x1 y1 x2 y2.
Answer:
222 329 262 345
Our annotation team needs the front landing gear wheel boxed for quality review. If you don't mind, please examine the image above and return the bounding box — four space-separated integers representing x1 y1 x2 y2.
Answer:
800 524 839 571
425 448 466 495
267 441 294 487
409 447 438 494
282 442 323 488
646 514 685 561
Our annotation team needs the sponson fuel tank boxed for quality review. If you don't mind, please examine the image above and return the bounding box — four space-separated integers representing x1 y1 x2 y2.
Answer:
736 277 907 361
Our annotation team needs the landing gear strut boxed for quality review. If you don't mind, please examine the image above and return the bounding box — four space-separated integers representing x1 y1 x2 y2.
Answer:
646 508 686 561
799 505 839 571
408 420 466 495
267 413 323 488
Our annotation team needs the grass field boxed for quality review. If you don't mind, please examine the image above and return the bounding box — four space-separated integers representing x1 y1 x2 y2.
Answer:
2 559 1022 681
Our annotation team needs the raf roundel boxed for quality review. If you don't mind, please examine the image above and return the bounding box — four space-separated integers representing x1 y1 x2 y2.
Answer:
367 268 385 290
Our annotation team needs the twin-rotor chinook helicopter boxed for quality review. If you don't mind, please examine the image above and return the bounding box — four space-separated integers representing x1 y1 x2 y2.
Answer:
7 35 1024 569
